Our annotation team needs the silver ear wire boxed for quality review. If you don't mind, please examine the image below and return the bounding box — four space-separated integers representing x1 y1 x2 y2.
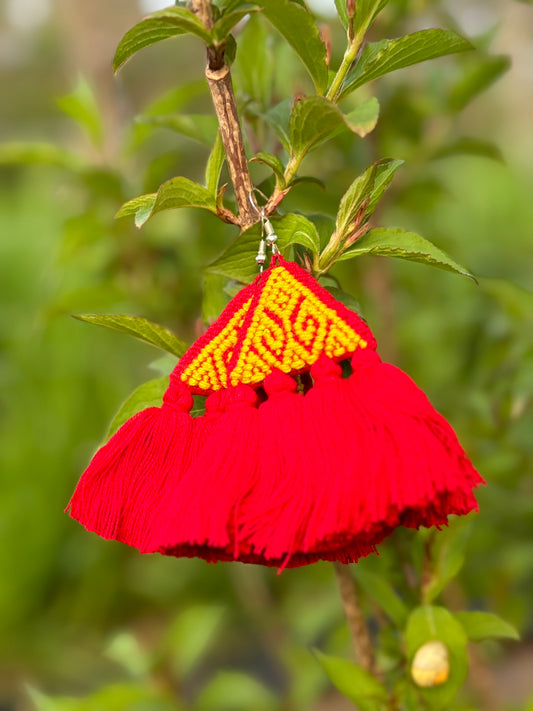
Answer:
249 189 279 271
264 218 279 255
255 239 267 272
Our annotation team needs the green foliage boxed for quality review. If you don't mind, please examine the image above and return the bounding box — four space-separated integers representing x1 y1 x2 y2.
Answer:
421 521 471 604
314 649 389 711
335 159 403 241
0 142 82 170
454 611 520 642
288 96 379 166
352 0 391 39
1 1 529 710
449 54 511 112
251 0 328 93
117 178 218 227
339 29 472 99
29 683 180 711
113 7 212 71
136 113 219 145
56 77 104 148
205 132 226 196
353 568 408 627
338 228 475 280
73 314 188 357
196 671 278 711
164 604 226 676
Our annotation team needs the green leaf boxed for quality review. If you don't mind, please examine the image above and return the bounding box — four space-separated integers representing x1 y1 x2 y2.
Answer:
290 175 326 190
207 213 320 283
289 96 345 158
73 314 188 356
340 30 472 99
234 14 273 108
164 605 226 677
126 81 208 150
454 612 519 642
212 7 256 42
0 142 82 171
136 114 219 145
263 98 292 151
364 158 404 215
119 178 218 228
107 377 169 439
251 0 328 94
106 632 151 677
28 683 178 711
215 0 251 12
224 33 237 65
115 193 157 228
288 96 378 168
197 671 278 711
27 687 75 711
56 76 104 148
113 7 212 73
139 81 208 117
344 96 380 137
314 649 389 711
335 158 403 240
324 287 361 315
334 0 349 30
433 137 504 162
353 0 390 38
449 54 511 112
422 521 473 603
353 568 409 627
309 214 336 249
149 353 180 376
338 228 476 281
250 152 286 186
205 132 226 196
406 606 468 709
202 273 230 324
481 278 533 324
149 177 217 224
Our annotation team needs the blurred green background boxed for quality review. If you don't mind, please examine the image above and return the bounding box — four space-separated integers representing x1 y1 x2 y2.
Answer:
0 0 532 709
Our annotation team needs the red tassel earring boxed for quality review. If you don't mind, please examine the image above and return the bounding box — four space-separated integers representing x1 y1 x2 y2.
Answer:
66 375 195 553
67 216 483 569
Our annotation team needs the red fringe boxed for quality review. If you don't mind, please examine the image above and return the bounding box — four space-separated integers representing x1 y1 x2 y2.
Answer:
347 348 484 531
153 384 260 558
66 378 194 552
238 370 320 565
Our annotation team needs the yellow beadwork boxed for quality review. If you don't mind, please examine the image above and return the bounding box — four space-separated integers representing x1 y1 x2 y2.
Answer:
229 267 366 387
180 298 252 391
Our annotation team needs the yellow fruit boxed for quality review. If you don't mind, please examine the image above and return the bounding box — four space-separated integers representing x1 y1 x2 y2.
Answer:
411 640 450 688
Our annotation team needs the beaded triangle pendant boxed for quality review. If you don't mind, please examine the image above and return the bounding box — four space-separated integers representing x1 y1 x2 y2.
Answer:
177 255 375 393
67 253 483 568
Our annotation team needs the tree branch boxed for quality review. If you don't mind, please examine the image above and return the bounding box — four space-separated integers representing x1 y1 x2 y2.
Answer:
333 562 376 674
191 0 259 230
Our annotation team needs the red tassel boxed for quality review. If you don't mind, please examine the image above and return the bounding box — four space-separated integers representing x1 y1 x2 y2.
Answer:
154 384 260 561
67 377 194 552
238 370 309 565
346 348 484 531
187 390 225 458
299 355 390 559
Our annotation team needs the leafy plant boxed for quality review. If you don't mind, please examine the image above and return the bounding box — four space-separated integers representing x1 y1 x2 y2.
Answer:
1 1 529 710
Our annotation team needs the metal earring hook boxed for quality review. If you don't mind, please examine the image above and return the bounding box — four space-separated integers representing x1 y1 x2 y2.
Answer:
249 189 279 272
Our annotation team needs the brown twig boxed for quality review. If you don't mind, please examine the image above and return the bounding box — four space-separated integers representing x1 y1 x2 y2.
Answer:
191 0 259 230
333 562 376 674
